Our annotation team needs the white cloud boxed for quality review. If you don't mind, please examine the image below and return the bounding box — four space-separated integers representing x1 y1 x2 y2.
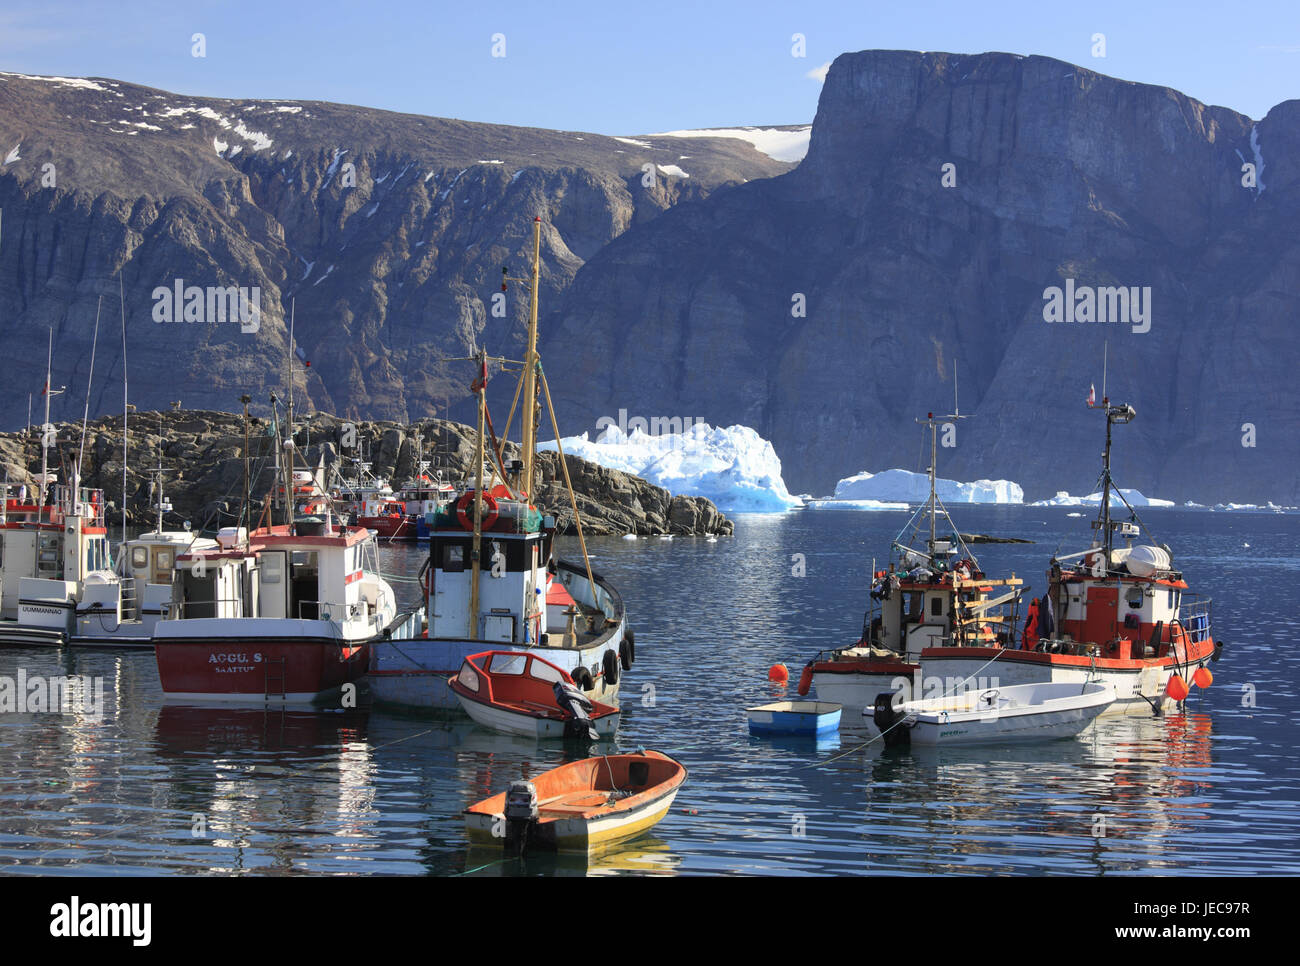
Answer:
806 61 831 83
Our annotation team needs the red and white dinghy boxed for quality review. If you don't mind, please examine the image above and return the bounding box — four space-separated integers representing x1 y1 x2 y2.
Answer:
153 524 421 703
920 399 1223 715
449 650 620 739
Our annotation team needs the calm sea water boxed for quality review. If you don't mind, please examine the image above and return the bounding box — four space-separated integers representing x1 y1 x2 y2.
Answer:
0 506 1295 876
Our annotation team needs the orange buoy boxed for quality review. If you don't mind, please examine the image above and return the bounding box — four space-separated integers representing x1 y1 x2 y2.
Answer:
768 663 789 684
1166 674 1189 702
796 663 814 696
1193 666 1213 689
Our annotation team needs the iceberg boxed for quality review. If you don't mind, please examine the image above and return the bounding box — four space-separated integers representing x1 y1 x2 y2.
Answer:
833 468 1023 504
804 498 909 511
538 423 802 513
1030 489 1174 508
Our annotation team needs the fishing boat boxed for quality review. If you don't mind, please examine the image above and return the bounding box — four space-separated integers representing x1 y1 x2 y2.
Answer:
464 750 686 854
151 316 423 703
448 649 620 739
800 411 1024 711
368 217 632 711
867 681 1116 746
919 396 1222 715
0 330 117 646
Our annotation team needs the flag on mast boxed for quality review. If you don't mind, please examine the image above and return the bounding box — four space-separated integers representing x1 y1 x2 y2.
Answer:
1087 383 1096 408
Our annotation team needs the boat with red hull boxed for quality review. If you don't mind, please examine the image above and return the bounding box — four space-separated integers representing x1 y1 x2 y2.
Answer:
919 398 1223 715
153 522 420 704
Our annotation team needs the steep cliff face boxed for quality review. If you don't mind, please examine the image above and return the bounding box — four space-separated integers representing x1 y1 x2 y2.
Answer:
0 71 793 429
544 51 1299 503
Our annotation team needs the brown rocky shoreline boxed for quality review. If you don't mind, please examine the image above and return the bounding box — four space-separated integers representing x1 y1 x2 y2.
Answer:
0 409 733 537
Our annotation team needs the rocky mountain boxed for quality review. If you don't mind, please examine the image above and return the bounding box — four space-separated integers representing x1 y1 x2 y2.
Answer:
543 51 1300 504
0 69 795 429
2 53 1296 505
0 409 732 536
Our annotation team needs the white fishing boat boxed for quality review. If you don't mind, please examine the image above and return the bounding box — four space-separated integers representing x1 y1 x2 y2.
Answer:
368 217 632 711
867 681 1116 746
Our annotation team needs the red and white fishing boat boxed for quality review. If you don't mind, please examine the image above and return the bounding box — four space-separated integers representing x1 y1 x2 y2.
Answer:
920 398 1222 715
152 519 420 703
448 649 621 739
801 412 1024 710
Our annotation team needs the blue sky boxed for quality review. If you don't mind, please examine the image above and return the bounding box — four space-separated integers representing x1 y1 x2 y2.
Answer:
0 0 1295 131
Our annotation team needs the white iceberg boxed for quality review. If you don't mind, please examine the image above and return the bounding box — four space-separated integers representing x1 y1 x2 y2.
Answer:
1030 488 1174 508
804 498 909 511
538 423 801 514
833 468 1023 504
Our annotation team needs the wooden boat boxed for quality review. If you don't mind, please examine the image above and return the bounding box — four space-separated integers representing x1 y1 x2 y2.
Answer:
448 649 620 739
747 700 841 736
869 681 1116 746
464 750 686 854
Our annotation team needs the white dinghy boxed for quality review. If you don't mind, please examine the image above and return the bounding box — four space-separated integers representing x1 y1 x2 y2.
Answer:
867 681 1116 747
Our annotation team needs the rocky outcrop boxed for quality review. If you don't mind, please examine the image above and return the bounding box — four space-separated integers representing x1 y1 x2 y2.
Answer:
0 409 732 536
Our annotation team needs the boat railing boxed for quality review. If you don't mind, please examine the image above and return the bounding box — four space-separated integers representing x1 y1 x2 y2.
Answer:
298 599 379 626
1180 595 1213 643
162 597 246 619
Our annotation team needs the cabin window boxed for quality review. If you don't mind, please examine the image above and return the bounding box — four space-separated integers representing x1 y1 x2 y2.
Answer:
930 596 943 617
263 554 282 584
459 664 479 693
444 545 465 573
132 546 148 569
530 661 564 684
156 549 173 571
1126 588 1143 609
1168 588 1175 609
488 653 526 676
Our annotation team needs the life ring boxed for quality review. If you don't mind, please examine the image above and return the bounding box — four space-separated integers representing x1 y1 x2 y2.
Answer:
571 666 594 691
455 491 498 531
602 649 620 687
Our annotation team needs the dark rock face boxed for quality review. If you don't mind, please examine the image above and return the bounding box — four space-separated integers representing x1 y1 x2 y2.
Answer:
0 409 732 536
543 51 1300 505
0 72 792 431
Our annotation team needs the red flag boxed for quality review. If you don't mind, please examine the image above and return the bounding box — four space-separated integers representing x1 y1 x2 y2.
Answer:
1087 384 1095 407
470 358 487 393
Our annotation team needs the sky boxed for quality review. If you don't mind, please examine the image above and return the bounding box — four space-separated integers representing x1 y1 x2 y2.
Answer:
0 0 1295 132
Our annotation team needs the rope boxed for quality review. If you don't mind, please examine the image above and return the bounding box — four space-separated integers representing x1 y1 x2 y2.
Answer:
538 367 596 597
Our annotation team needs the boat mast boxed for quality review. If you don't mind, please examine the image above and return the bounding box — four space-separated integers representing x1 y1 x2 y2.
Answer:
469 348 487 640
519 216 542 496
38 329 65 523
285 300 295 529
928 414 938 549
240 394 251 534
120 274 129 544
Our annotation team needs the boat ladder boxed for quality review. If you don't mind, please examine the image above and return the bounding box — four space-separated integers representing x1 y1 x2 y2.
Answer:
119 576 138 621
265 657 287 701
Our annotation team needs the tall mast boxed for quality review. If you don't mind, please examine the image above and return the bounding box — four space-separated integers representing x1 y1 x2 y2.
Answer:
519 216 542 496
285 300 295 529
468 348 487 640
1100 400 1114 564
929 415 938 548
38 329 65 522
120 273 129 544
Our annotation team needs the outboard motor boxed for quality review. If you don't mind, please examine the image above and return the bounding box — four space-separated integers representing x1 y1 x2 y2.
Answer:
553 679 599 740
503 780 538 854
872 692 911 748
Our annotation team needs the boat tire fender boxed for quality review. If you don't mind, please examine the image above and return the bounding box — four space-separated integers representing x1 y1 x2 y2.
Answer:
603 649 620 687
571 666 595 691
873 692 910 748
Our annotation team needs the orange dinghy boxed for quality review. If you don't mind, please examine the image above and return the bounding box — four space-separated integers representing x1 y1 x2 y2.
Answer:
465 750 687 854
